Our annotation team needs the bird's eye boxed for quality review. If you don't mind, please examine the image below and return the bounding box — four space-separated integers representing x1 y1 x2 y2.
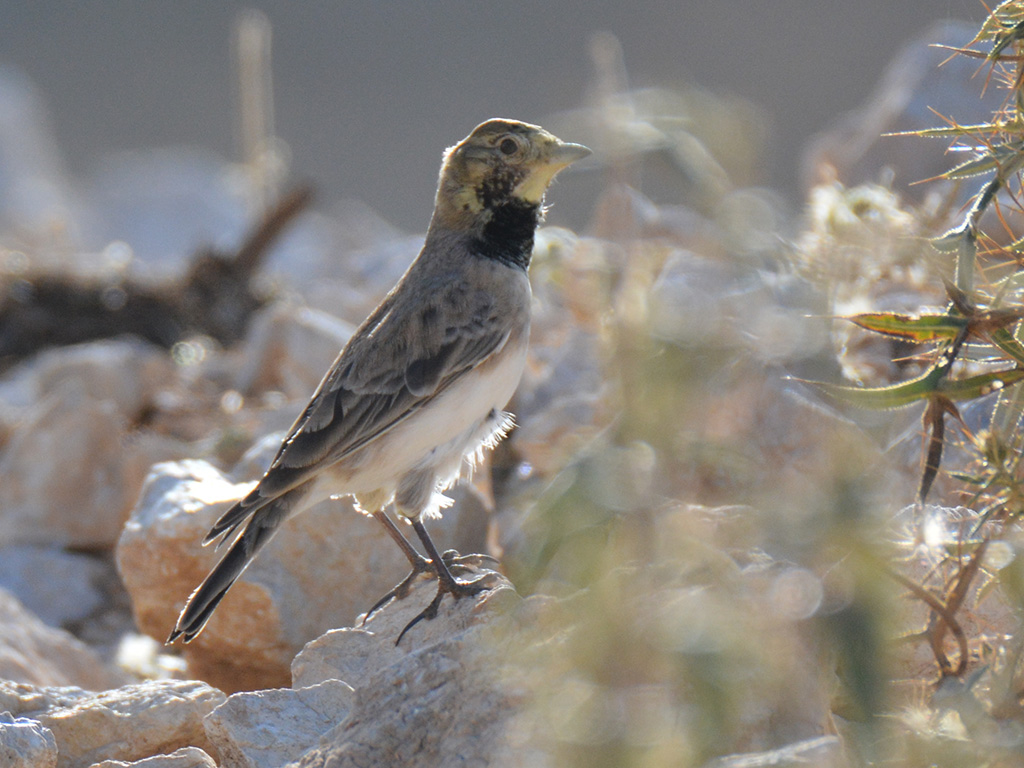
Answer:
498 137 519 156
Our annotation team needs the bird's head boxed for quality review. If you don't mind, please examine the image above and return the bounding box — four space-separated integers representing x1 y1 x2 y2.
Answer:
434 118 591 231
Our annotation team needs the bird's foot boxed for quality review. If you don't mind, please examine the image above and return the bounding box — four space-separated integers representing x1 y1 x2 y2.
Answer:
360 549 497 626
395 569 493 646
439 548 499 576
360 553 434 626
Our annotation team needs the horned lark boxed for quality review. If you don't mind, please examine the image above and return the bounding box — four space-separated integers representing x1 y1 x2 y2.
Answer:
168 118 590 644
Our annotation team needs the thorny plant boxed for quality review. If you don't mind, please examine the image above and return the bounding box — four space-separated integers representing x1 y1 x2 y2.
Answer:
823 1 1024 680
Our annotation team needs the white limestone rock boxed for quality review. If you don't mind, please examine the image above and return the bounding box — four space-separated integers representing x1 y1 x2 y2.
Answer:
0 679 224 768
0 711 57 768
0 545 107 628
89 745 218 768
116 459 413 692
203 680 354 768
0 587 127 690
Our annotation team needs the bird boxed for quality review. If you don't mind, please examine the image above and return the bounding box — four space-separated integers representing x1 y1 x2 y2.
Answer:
167 118 591 645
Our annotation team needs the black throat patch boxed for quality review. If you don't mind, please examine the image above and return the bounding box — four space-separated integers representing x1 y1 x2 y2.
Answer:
473 199 540 271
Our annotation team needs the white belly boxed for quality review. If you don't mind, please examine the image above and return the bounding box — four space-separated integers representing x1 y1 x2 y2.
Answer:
319 329 528 501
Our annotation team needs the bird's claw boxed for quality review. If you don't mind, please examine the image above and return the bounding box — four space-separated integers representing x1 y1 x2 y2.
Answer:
361 549 498 626
395 573 492 646
440 549 499 575
360 554 434 626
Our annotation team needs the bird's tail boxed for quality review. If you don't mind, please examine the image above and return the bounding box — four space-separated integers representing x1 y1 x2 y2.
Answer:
167 484 309 643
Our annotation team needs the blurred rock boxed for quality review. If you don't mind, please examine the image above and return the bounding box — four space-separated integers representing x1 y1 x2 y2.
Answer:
0 375 187 548
649 247 825 363
90 747 217 768
0 587 128 689
0 678 223 768
0 711 57 768
29 337 175 419
690 361 903 519
0 545 106 627
513 327 606 480
702 736 843 768
227 431 288 482
203 680 354 768
81 148 247 279
0 338 186 549
649 248 743 345
118 457 487 692
297 199 419 320
0 336 175 416
233 302 354 399
113 632 189 683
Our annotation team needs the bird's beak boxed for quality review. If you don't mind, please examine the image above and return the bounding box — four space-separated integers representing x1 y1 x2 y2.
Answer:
548 141 592 169
515 138 592 203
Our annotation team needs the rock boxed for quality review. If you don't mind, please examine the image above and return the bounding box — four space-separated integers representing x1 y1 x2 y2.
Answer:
291 572 517 689
283 573 522 768
30 338 175 420
227 431 289 482
232 302 354 399
512 326 607 480
0 337 174 417
297 199 419 320
89 746 217 768
0 545 107 627
203 680 354 768
0 678 224 768
702 736 843 768
0 711 58 768
0 587 128 689
117 459 422 692
115 459 275 692
0 373 188 548
82 147 247 279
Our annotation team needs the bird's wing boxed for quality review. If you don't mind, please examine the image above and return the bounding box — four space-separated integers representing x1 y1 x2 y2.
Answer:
208 272 514 541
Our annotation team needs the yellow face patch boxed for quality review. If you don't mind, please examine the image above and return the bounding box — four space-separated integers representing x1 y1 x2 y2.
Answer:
436 121 589 224
452 183 485 214
512 161 566 204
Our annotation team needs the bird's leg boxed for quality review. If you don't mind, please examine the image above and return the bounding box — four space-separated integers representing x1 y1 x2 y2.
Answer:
361 510 434 625
371 509 430 570
396 518 494 644
413 519 494 596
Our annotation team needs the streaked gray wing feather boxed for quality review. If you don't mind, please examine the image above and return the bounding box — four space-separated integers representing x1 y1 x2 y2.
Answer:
255 277 510 495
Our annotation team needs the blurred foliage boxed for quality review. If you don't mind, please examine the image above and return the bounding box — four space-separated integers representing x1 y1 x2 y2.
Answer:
500 9 1024 767
805 2 1024 765
497 29 886 768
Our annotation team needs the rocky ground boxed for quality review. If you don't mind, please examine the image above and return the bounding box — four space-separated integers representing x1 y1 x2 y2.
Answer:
2 19 1022 768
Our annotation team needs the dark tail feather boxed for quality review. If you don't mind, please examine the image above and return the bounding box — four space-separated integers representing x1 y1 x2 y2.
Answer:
167 485 308 643
203 487 264 547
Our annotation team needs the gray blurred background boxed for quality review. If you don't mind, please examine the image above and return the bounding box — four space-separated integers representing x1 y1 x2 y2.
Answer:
0 1 985 233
